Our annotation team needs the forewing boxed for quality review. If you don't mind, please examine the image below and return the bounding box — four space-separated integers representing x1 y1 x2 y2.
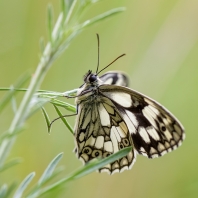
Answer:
99 85 185 158
74 97 136 174
100 71 129 86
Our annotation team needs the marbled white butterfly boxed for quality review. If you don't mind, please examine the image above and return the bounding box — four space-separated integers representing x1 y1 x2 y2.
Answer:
69 34 185 174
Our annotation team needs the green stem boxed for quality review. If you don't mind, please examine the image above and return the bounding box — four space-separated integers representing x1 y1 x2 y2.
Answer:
0 43 53 166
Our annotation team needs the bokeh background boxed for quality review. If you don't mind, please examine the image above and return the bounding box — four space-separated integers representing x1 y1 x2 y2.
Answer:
1 0 198 197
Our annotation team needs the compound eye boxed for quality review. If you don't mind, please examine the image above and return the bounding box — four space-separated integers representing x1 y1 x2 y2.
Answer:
89 74 97 83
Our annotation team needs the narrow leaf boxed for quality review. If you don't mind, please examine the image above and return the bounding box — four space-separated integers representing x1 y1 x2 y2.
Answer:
50 99 76 113
47 4 54 44
53 105 74 134
0 184 7 198
26 156 64 198
4 182 17 198
75 7 126 30
36 166 64 188
0 88 55 93
66 0 74 11
27 97 50 119
38 153 63 186
0 158 22 173
37 91 64 97
0 74 30 113
13 172 35 198
11 94 17 114
62 88 78 97
64 0 77 26
52 13 64 42
35 147 131 196
0 88 28 92
61 0 67 20
0 127 23 145
41 107 51 133
39 37 45 54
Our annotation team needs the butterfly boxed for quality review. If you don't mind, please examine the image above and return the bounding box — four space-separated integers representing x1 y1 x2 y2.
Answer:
69 34 185 174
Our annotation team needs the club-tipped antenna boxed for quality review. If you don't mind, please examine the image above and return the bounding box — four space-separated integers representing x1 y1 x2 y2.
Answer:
96 53 126 75
95 33 100 74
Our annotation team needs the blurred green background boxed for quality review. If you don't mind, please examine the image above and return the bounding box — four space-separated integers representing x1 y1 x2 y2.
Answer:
1 0 198 197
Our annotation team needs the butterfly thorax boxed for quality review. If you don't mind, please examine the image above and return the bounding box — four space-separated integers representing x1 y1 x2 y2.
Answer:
75 71 103 104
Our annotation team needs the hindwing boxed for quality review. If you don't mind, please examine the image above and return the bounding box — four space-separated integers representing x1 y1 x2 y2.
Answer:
99 84 185 158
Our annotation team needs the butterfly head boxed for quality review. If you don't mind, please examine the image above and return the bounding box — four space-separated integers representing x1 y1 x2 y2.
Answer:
76 71 102 101
88 74 97 83
83 70 100 85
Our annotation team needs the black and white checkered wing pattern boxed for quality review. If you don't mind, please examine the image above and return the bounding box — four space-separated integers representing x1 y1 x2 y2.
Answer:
99 85 185 158
74 96 136 174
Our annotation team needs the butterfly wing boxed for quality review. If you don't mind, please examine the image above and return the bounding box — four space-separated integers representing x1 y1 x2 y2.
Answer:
99 84 185 158
100 71 129 86
74 96 136 174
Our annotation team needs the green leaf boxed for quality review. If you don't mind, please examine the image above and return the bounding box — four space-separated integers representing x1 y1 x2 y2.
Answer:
39 37 45 54
37 166 65 187
0 126 24 169
52 27 81 61
0 74 30 113
61 0 67 20
66 0 73 12
0 182 17 198
41 107 51 133
0 87 28 92
0 88 55 93
64 0 77 26
35 147 131 196
0 183 17 198
75 7 126 30
50 99 76 112
27 97 50 119
0 158 22 173
13 172 35 198
48 4 54 44
11 94 17 114
53 105 74 135
38 153 63 186
62 88 78 97
0 184 7 198
26 154 64 198
5 182 17 198
0 126 23 145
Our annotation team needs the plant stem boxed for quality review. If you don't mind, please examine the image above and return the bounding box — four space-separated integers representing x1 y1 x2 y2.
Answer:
0 43 53 166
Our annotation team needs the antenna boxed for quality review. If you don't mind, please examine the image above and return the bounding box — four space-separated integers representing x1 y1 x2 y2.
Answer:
95 33 100 74
96 54 126 75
